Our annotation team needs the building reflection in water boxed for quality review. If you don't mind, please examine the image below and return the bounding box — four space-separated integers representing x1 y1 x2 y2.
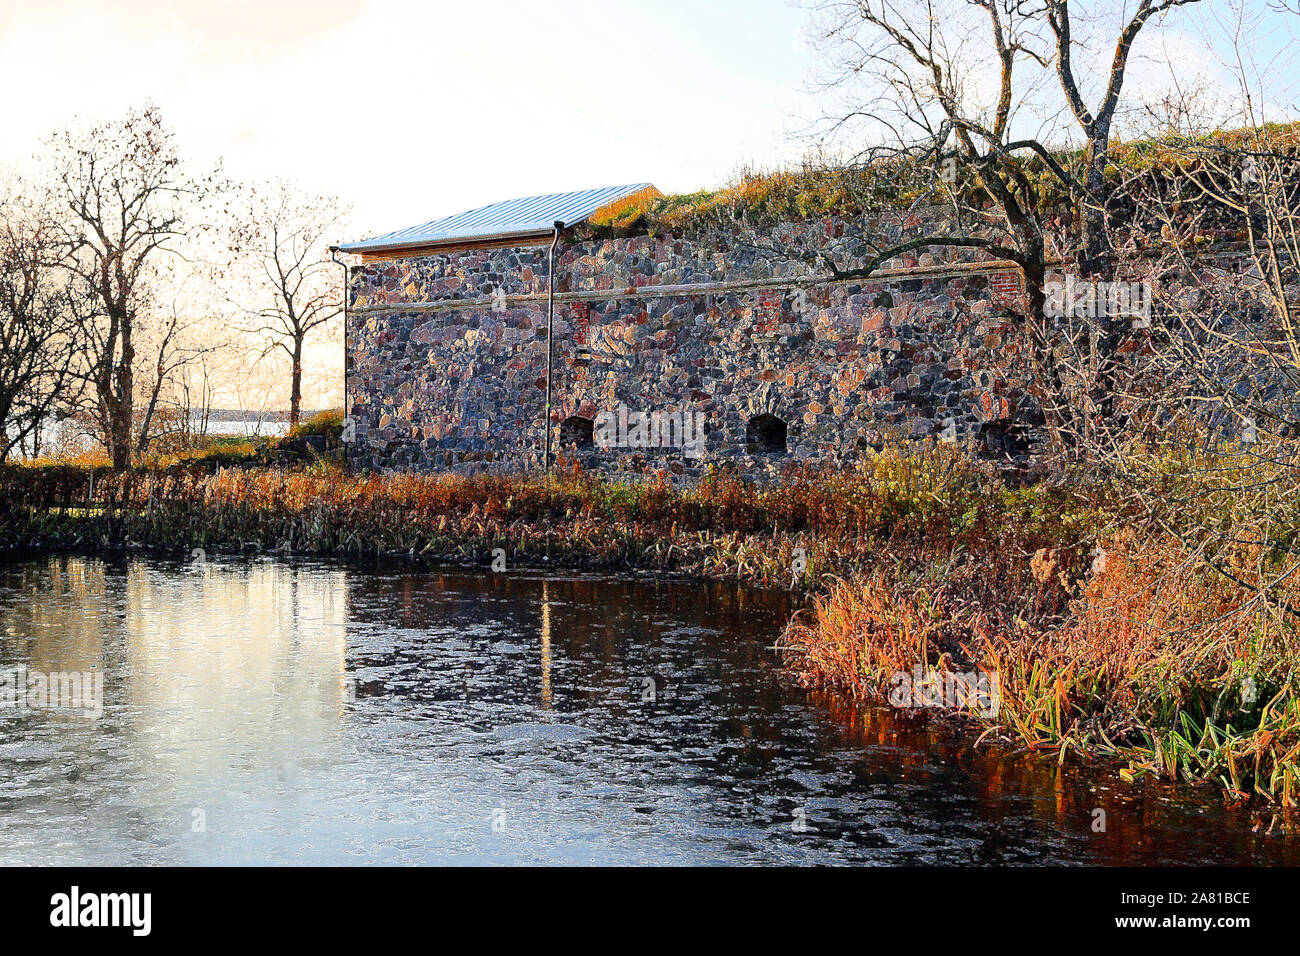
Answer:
540 579 552 709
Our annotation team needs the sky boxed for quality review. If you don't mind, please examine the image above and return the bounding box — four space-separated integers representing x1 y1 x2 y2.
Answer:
4 0 1293 243
0 0 816 242
0 0 1294 410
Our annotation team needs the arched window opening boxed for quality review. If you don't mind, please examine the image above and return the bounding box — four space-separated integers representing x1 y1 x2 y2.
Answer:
746 414 787 455
560 415 594 449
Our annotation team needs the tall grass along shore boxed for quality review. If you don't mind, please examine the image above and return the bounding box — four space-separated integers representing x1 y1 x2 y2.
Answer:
3 444 1297 814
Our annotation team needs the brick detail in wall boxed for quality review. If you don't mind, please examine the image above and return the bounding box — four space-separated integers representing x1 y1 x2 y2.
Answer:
755 288 781 335
980 390 1017 422
569 301 589 345
989 270 1023 307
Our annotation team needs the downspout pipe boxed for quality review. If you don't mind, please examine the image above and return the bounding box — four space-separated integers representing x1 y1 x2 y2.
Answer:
544 221 564 474
329 245 349 448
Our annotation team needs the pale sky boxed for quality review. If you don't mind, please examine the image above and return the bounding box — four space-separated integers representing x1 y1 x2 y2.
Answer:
3 0 1290 245
0 0 1293 411
0 0 816 242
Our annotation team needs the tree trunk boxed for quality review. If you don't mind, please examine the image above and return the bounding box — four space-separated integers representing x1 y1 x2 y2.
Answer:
109 391 133 470
1078 156 1112 280
1079 145 1121 444
1021 257 1070 452
289 337 303 429
109 311 135 471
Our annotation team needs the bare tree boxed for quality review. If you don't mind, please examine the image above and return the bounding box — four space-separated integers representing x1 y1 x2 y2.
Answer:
172 349 223 447
793 0 1201 453
226 348 287 440
131 283 229 457
1077 2 1300 623
229 181 345 429
0 186 82 461
48 105 214 469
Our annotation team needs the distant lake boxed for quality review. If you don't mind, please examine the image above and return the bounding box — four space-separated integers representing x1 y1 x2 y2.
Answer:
203 419 289 438
30 416 290 453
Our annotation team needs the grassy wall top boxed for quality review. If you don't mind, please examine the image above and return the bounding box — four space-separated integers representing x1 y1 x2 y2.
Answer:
582 122 1300 238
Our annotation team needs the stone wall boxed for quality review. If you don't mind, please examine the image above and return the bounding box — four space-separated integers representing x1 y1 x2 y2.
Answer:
344 219 1042 476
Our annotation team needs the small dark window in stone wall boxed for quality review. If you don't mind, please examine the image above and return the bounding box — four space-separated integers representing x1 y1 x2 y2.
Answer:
560 416 594 449
746 414 787 454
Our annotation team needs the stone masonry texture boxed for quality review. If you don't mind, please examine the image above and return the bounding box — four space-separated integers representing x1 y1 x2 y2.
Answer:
344 218 1046 476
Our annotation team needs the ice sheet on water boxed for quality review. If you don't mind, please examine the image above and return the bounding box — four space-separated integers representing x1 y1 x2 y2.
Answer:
0 558 1290 866
492 722 597 744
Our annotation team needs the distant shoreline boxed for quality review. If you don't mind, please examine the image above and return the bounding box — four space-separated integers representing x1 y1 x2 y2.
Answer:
200 409 333 423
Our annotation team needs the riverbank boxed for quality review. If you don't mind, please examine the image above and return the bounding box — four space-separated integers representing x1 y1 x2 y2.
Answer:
1 448 1093 585
2 449 1296 813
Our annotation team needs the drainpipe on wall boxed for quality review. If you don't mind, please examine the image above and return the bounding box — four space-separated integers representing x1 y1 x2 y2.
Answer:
544 221 564 474
329 245 349 444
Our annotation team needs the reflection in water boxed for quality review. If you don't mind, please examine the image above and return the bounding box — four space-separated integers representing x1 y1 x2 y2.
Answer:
0 556 1294 865
540 579 551 710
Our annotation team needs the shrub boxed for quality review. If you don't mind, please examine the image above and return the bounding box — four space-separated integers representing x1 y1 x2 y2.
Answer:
288 409 344 440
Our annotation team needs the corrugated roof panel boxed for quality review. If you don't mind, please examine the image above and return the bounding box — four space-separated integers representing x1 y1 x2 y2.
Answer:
340 182 655 254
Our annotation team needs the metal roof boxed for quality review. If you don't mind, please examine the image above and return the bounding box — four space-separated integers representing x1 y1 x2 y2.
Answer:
340 182 656 254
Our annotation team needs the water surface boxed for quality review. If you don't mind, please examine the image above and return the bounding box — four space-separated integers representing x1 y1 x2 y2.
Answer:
0 557 1293 865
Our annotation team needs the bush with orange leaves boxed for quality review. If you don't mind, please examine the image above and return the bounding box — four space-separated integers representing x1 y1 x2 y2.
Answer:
783 524 1300 807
